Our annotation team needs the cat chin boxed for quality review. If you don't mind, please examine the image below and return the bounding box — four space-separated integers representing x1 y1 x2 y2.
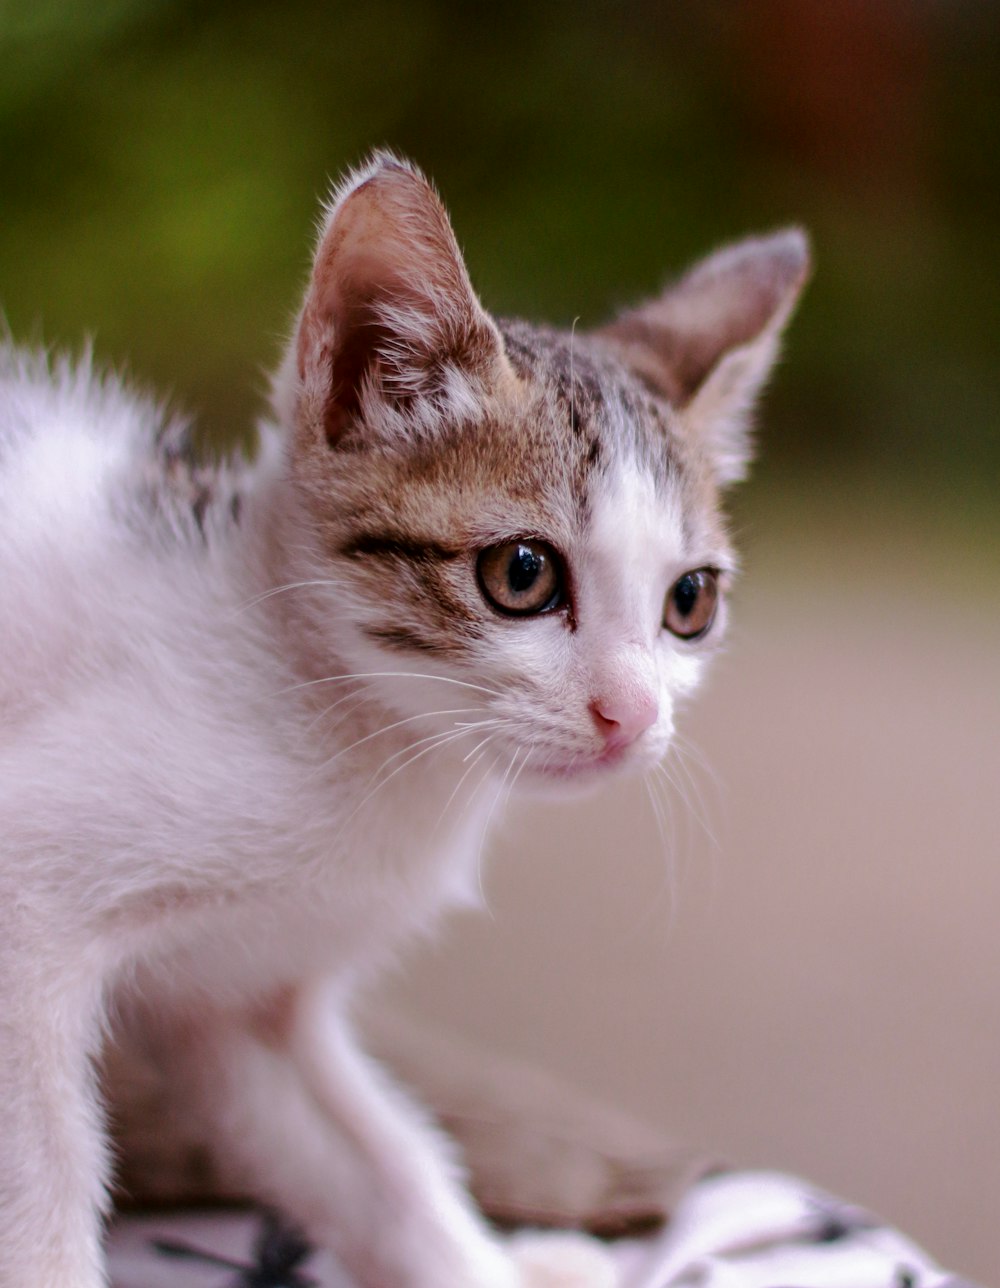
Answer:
517 743 663 800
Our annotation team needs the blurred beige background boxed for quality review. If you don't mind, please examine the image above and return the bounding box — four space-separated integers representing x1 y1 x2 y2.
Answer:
381 489 999 1285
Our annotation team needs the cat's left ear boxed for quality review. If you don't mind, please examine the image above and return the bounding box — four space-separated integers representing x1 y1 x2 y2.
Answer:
600 230 810 485
290 152 511 448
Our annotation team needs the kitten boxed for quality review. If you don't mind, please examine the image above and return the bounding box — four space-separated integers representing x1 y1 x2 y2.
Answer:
0 154 807 1288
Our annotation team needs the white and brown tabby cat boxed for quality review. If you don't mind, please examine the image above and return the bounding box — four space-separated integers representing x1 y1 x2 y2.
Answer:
0 154 808 1287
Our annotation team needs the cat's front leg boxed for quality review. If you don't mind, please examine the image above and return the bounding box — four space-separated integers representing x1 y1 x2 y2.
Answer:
283 987 620 1288
169 990 518 1288
0 951 110 1288
170 989 617 1288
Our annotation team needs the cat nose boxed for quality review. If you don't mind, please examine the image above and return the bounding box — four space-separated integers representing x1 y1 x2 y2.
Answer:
589 691 659 749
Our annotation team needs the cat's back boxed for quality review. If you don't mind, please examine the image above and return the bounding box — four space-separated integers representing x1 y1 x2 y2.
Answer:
0 342 217 552
0 342 130 519
0 342 244 721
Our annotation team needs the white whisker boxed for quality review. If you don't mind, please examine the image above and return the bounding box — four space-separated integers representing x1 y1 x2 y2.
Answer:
458 724 507 758
303 682 377 735
305 707 484 782
666 735 722 856
235 579 340 613
639 770 680 935
504 747 529 804
275 670 504 701
435 731 501 832
433 723 519 849
364 718 495 783
342 725 477 825
473 746 523 914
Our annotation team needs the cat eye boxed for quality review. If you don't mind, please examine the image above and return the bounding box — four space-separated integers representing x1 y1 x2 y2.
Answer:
663 568 719 639
477 539 563 616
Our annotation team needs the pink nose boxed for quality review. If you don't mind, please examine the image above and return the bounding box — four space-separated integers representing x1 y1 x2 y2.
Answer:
589 691 659 750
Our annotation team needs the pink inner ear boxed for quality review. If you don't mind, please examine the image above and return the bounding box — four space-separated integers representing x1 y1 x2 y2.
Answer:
321 298 392 448
294 161 509 448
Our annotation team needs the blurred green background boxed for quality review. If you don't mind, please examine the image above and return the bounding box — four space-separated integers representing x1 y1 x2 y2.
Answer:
2 0 997 508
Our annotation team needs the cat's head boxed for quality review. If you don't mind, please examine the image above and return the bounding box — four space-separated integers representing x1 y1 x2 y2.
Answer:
273 153 808 789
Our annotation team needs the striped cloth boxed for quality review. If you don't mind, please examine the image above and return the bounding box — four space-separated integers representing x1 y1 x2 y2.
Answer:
108 1170 981 1288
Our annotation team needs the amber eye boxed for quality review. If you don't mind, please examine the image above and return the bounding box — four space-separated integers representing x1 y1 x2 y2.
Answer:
664 568 719 639
477 540 563 616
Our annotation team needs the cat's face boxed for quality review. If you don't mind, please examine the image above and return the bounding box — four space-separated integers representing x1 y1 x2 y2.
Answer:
276 155 807 790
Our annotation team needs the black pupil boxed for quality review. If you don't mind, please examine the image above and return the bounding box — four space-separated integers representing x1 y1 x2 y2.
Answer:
508 545 541 594
674 573 699 617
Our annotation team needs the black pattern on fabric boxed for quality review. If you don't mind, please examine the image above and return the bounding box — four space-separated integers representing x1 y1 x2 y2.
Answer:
152 1209 317 1287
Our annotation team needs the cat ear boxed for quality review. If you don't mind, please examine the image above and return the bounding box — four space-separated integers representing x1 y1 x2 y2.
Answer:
293 152 510 447
601 229 810 485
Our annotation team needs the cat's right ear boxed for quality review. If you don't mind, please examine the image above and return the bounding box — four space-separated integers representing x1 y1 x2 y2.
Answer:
287 153 511 449
600 229 810 485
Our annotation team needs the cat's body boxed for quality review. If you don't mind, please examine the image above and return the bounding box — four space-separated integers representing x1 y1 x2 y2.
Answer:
0 155 807 1288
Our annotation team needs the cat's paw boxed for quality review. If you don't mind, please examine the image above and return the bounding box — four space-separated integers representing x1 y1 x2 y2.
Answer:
508 1230 619 1288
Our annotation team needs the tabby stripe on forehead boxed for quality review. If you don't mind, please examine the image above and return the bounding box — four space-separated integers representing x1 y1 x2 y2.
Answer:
342 533 463 565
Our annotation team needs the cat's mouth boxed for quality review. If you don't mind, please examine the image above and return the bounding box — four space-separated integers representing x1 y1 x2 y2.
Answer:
533 741 640 782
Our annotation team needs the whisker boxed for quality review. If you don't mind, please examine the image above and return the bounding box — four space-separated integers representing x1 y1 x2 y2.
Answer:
364 717 497 783
639 748 719 929
302 681 378 735
473 746 523 912
644 770 674 863
639 770 680 935
275 671 504 701
435 731 501 832
504 747 529 803
667 738 724 902
462 727 504 762
666 736 722 855
465 747 508 921
670 729 719 784
235 579 339 614
305 707 485 782
655 759 695 862
342 725 477 825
